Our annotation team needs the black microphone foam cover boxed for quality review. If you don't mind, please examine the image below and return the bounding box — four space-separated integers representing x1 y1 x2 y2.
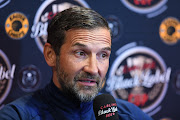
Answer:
93 94 119 120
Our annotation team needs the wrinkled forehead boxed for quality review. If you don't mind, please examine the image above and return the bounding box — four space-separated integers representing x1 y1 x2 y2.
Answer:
65 28 111 46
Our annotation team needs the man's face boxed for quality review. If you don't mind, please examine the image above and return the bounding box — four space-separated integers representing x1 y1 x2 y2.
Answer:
55 28 111 102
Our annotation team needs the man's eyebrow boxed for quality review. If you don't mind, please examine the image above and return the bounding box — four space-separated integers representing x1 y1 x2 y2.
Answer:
72 42 86 47
102 47 111 51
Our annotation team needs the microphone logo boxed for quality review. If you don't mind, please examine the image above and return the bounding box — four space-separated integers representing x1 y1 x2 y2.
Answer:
98 103 118 118
93 94 119 120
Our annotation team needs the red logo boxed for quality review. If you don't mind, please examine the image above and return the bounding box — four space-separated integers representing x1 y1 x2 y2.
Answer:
120 0 168 18
106 43 171 115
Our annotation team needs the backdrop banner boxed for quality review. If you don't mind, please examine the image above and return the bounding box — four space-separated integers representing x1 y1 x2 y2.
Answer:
0 0 179 120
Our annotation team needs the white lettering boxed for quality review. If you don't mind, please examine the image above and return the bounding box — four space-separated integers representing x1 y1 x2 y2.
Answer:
31 22 48 38
111 106 118 112
98 107 117 116
106 67 171 91
0 64 16 80
98 108 111 116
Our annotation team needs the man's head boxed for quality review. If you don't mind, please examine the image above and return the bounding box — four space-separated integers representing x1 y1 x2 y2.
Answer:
47 6 110 56
44 6 111 102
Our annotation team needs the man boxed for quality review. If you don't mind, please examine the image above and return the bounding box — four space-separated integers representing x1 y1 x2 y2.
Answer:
0 6 153 120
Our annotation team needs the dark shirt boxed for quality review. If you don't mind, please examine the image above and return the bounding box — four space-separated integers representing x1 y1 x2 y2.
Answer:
0 81 153 120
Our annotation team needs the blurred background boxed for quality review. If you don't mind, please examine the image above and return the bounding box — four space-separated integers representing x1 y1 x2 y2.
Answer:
0 0 180 119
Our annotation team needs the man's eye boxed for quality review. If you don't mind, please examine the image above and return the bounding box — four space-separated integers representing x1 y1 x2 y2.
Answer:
100 52 108 59
101 53 107 58
75 51 86 57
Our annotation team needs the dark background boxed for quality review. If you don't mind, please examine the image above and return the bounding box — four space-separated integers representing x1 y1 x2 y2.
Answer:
0 0 180 120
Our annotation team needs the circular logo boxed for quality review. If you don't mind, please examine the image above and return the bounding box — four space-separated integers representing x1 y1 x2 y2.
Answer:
172 70 180 95
0 50 15 105
160 118 172 120
105 15 122 42
31 0 90 53
106 43 171 115
120 0 167 18
5 12 29 40
18 65 41 92
159 17 180 45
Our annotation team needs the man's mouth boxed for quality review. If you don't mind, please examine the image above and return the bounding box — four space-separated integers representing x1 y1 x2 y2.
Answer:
77 79 97 86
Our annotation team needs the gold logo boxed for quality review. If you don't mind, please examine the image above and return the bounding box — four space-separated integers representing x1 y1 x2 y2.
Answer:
159 17 180 45
5 12 29 39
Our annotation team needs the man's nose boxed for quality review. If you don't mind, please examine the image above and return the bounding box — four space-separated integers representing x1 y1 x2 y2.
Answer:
83 55 99 75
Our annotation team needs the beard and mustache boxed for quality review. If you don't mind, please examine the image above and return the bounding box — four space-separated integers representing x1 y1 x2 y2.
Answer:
56 56 105 102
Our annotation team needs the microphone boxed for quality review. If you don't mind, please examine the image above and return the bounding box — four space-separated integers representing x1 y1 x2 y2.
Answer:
93 94 119 120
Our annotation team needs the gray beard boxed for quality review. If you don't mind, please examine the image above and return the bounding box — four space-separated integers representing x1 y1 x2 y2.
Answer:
56 57 105 102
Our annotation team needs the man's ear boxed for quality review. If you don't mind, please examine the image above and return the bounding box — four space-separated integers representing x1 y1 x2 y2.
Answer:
43 43 56 67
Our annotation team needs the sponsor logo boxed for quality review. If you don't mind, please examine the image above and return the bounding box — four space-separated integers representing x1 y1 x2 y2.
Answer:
18 65 41 92
31 0 90 53
120 0 168 18
0 0 10 8
0 50 15 105
5 12 29 40
106 42 171 115
98 104 118 118
105 15 122 42
159 17 180 45
160 117 172 120
172 70 180 95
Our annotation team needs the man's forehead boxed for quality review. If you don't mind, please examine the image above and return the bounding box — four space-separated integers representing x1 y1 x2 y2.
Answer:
65 28 111 45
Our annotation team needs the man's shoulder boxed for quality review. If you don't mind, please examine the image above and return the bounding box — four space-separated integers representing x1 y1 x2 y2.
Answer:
115 98 153 120
115 98 137 109
0 91 48 120
10 90 49 111
8 92 39 108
